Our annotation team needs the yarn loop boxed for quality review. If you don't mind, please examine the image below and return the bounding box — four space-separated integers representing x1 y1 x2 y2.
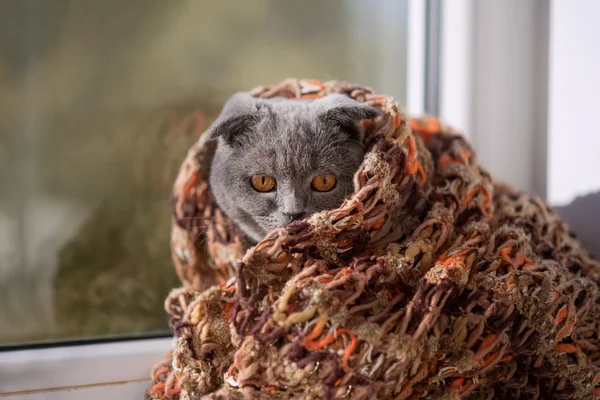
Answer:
149 79 600 400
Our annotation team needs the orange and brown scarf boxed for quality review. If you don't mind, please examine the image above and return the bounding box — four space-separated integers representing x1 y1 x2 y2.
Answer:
148 79 600 400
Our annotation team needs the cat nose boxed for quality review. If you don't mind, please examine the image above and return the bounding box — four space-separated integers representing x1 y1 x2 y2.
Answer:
284 212 305 221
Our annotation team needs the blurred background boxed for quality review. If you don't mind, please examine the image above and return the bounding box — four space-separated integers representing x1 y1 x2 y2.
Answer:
0 0 408 344
0 0 598 346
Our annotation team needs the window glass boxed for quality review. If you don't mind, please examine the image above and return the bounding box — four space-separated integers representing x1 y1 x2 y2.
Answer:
0 0 409 344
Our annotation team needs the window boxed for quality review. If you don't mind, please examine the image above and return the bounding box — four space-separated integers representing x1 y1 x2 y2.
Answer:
0 0 410 346
2 0 599 398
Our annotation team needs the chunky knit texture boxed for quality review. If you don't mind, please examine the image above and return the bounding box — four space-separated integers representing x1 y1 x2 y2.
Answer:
148 79 600 400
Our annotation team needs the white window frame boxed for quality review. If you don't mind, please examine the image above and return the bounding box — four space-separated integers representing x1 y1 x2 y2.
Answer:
439 0 550 199
406 0 427 116
0 337 172 399
547 0 600 206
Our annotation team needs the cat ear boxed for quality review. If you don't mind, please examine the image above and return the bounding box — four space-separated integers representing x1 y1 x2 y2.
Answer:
316 94 381 134
208 92 260 146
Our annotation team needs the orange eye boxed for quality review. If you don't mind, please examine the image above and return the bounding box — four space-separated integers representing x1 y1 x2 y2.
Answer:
311 174 336 192
251 175 276 192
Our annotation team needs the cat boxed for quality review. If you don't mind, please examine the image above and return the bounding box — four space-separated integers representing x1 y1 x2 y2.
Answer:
208 93 381 244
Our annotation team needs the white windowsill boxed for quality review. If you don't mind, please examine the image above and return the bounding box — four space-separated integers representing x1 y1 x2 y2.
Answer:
0 337 173 399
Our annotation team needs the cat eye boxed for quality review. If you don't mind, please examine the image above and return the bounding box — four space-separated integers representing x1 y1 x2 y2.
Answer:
311 174 337 192
251 175 276 192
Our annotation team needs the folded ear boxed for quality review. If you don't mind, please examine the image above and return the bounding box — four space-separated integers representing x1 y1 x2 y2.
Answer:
208 92 261 146
315 93 381 132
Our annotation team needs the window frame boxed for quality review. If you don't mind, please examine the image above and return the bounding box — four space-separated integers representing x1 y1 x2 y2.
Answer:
0 337 172 399
439 0 550 199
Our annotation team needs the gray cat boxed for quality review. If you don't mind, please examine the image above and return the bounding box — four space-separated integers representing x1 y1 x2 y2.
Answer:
208 93 380 243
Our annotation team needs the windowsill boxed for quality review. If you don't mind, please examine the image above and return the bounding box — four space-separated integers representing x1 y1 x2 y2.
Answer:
0 337 172 399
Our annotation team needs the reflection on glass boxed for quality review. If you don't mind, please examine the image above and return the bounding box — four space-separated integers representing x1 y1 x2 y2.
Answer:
0 0 408 344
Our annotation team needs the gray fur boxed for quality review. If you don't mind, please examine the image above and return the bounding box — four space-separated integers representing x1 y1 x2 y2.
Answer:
209 93 380 243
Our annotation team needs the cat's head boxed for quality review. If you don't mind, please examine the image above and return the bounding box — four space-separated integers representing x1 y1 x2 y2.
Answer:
208 92 380 243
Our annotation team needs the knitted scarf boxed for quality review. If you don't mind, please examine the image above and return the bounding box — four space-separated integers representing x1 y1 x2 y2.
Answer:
147 79 600 400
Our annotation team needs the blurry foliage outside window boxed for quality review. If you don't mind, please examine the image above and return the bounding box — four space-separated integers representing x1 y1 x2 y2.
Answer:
0 0 409 344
